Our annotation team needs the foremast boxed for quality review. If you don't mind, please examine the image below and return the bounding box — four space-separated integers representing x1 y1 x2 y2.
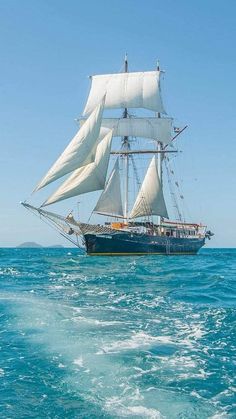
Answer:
123 54 129 223
156 60 163 227
121 58 166 226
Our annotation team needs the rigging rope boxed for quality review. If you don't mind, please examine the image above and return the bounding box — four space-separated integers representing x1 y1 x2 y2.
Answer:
25 205 85 249
164 157 183 222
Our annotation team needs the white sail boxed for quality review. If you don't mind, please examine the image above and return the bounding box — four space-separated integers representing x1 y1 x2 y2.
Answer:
42 129 113 206
94 159 124 217
129 156 168 219
83 71 165 116
101 117 172 145
35 99 105 192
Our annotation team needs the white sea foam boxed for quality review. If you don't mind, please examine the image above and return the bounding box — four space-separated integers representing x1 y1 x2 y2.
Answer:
73 357 83 368
190 390 202 399
113 294 128 303
70 306 81 314
51 285 64 290
132 365 160 378
124 406 162 418
0 267 20 276
188 324 206 339
97 332 176 354
167 356 197 368
72 315 122 327
58 363 65 368
104 398 162 419
0 368 5 377
179 368 212 380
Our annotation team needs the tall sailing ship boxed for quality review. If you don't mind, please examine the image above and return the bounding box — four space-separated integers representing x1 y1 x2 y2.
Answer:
22 56 213 255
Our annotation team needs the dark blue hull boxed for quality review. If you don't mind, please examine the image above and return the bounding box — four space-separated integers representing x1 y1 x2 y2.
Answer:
84 231 205 255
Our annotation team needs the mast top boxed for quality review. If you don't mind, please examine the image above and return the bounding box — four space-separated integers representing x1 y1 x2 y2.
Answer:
124 53 128 73
156 59 165 73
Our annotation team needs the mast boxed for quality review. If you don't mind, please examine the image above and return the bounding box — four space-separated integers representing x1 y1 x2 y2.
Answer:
156 60 163 226
123 53 129 222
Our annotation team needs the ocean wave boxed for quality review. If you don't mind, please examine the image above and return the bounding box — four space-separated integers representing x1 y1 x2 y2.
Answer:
0 248 235 418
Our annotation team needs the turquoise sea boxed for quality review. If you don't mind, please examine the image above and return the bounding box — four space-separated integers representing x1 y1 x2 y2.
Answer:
0 248 235 418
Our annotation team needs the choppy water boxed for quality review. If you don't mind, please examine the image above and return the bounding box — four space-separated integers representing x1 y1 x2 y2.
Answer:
0 248 235 418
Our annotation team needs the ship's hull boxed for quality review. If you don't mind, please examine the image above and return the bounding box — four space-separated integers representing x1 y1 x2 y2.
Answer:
84 231 205 255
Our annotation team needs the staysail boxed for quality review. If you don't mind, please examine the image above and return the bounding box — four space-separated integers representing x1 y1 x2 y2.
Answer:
83 71 165 115
129 156 168 219
42 129 113 206
94 159 124 218
34 99 105 192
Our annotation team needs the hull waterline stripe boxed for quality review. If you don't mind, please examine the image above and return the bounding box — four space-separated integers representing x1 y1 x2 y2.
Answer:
87 252 197 256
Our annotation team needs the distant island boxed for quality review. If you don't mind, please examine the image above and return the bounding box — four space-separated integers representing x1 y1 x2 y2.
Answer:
18 242 64 248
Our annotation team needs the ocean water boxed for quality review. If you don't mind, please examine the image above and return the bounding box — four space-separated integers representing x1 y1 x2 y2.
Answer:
0 248 235 419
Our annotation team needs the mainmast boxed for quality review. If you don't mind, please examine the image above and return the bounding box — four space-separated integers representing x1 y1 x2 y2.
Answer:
156 60 163 227
123 53 129 222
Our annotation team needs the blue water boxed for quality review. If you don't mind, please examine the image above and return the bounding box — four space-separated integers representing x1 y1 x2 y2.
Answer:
0 248 235 418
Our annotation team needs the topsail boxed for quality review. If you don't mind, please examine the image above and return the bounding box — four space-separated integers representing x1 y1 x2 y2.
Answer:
101 117 172 145
83 71 165 116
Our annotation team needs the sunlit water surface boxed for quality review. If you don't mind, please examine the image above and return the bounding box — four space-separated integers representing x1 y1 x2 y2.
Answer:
0 248 235 418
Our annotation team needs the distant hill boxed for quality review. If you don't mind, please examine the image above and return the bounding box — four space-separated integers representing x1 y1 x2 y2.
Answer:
18 242 42 248
17 242 64 248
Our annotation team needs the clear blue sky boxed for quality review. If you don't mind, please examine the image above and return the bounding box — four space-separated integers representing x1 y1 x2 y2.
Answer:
0 0 235 247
